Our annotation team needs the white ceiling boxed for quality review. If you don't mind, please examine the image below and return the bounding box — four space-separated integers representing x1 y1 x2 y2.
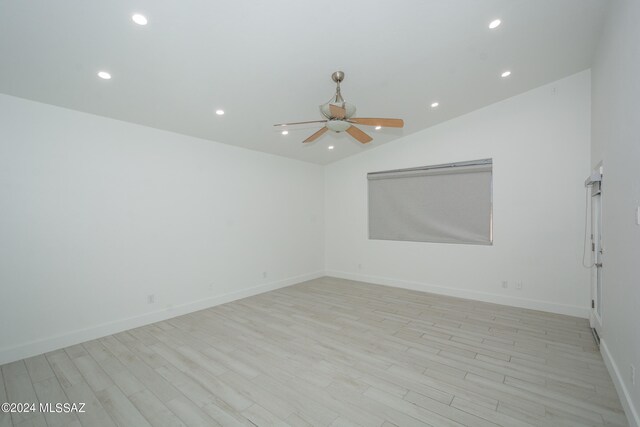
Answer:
0 0 608 165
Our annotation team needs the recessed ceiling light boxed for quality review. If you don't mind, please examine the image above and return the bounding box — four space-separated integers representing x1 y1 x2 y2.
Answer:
132 14 148 25
431 102 439 108
489 19 501 29
281 130 289 135
215 109 225 115
97 71 111 80
328 146 334 150
375 126 382 130
501 70 511 78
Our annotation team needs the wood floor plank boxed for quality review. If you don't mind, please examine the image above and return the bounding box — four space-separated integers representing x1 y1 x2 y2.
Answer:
95 385 152 427
82 340 147 397
151 344 252 411
450 396 533 427
166 396 221 427
12 413 46 427
364 387 465 427
23 356 54 385
63 382 116 427
45 351 84 390
155 364 215 408
71 355 114 393
0 277 629 427
32 377 79 427
218 369 296 420
0 369 12 427
286 413 315 427
201 402 253 427
242 403 290 427
128 389 186 427
325 382 431 427
99 337 182 403
2 361 41 425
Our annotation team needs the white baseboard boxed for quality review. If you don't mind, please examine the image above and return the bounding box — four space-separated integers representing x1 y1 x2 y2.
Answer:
325 270 590 318
601 340 639 427
0 271 324 366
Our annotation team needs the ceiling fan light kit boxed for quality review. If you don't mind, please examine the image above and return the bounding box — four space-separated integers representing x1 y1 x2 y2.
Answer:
274 71 404 145
326 120 351 132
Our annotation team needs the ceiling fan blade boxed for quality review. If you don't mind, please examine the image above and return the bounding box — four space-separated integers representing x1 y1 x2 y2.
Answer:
329 104 346 119
349 118 404 128
346 125 373 144
303 127 328 143
273 120 327 127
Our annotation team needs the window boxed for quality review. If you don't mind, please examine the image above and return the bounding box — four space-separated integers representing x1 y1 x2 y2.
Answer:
367 159 493 245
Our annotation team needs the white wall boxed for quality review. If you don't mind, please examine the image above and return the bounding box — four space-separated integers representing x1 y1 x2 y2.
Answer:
325 71 592 317
591 0 640 423
0 94 325 364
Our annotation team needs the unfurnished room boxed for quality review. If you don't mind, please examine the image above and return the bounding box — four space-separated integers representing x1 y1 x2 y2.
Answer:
0 0 639 426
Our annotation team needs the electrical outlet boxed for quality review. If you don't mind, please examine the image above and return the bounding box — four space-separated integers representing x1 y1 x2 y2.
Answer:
502 281 508 289
632 364 636 386
515 281 523 290
147 294 155 304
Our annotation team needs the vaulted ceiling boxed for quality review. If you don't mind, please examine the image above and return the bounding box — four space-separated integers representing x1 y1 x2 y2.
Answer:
0 0 608 164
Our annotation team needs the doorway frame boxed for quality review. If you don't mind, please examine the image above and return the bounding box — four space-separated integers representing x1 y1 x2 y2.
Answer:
587 162 604 334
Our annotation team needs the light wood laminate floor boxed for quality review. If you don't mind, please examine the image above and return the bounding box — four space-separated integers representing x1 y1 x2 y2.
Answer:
1 277 628 427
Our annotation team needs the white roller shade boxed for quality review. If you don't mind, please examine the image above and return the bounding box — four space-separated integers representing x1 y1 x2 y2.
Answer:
368 159 493 245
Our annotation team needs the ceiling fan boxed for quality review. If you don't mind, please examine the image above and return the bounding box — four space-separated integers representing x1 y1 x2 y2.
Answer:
274 71 404 144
